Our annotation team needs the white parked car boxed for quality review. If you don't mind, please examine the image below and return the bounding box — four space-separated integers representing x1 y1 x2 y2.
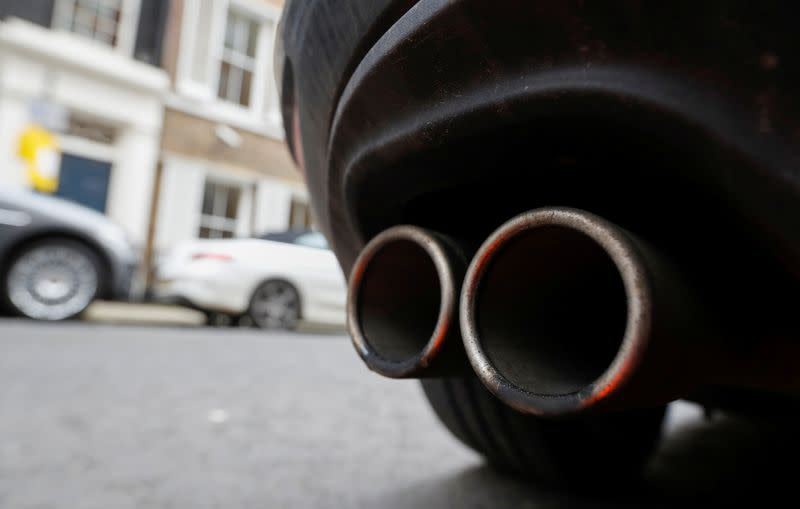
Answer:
153 230 347 329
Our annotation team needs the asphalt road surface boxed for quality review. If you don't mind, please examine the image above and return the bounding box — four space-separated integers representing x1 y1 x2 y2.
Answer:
0 320 797 508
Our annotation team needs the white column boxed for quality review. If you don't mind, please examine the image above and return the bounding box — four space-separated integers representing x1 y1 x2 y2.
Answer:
155 158 206 252
105 127 160 249
0 50 44 190
236 183 255 237
254 179 292 234
0 95 31 189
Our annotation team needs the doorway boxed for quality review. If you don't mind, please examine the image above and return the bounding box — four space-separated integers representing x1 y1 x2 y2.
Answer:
55 153 112 213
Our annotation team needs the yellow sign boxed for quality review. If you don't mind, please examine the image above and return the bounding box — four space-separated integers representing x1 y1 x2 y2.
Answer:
18 125 61 193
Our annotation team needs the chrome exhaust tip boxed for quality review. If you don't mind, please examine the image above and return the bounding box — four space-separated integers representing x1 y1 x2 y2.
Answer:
348 226 468 378
460 207 656 416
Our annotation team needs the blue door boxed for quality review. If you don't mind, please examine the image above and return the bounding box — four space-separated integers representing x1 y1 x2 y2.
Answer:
56 153 112 213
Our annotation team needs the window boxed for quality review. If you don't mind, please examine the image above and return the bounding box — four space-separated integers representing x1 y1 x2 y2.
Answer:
293 232 328 250
177 0 280 125
289 199 314 230
66 115 117 144
218 10 258 107
258 231 329 250
52 0 139 53
199 181 241 239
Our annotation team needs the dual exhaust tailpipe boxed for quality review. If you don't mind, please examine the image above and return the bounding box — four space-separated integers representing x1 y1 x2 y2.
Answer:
347 226 469 378
347 208 798 417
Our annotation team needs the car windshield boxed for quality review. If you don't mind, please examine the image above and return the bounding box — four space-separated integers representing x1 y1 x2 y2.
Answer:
257 230 328 249
293 232 328 249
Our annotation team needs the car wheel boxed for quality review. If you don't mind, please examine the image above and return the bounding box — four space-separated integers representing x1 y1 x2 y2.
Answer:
421 376 665 487
248 280 301 330
2 239 103 321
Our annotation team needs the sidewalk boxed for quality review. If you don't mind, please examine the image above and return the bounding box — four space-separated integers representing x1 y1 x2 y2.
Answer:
82 301 206 327
81 301 346 334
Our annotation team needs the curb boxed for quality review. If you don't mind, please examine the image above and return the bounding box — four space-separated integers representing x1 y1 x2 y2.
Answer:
82 301 206 327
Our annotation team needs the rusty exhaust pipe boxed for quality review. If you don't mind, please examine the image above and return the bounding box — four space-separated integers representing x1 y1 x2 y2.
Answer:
460 207 733 416
348 226 469 378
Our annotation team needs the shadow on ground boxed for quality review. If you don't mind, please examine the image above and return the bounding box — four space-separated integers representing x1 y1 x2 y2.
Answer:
364 410 799 508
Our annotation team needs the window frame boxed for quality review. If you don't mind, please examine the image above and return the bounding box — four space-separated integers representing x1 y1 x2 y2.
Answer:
197 172 255 240
198 180 241 239
217 8 259 107
51 0 142 56
176 0 280 128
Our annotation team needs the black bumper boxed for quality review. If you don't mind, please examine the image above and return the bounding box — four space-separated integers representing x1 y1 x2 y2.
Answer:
278 0 800 280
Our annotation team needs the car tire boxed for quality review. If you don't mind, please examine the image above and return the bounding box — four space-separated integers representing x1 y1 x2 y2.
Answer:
248 280 301 330
2 238 104 321
421 376 665 487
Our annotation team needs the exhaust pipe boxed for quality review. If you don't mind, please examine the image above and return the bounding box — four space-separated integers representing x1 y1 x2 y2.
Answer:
348 226 469 378
460 207 741 416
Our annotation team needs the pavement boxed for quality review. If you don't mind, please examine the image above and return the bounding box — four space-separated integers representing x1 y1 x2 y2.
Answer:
0 320 798 508
81 301 346 334
81 301 207 327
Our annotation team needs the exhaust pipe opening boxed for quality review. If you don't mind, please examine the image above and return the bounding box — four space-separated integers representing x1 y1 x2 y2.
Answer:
476 226 628 396
462 208 654 415
348 226 465 378
359 239 441 361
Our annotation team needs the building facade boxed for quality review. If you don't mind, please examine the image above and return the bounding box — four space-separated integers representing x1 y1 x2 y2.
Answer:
0 0 304 294
152 0 305 263
0 0 170 252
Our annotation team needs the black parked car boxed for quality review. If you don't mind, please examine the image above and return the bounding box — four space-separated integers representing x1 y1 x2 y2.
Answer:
276 1 800 485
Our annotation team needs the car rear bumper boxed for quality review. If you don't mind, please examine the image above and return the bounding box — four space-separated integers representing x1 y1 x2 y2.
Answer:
279 0 800 277
151 277 249 316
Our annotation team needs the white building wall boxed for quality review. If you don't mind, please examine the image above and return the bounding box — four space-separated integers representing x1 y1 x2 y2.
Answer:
155 157 205 250
107 129 160 245
0 93 30 189
254 179 292 234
